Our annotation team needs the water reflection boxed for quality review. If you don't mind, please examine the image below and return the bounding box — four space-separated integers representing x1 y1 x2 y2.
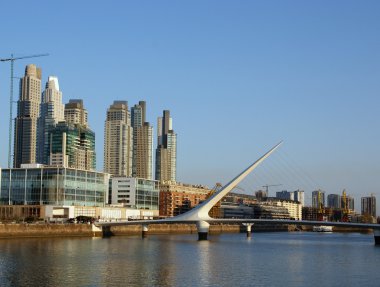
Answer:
0 233 379 287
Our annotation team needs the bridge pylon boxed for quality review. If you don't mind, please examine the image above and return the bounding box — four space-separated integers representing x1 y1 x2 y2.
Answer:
242 223 254 237
375 230 380 245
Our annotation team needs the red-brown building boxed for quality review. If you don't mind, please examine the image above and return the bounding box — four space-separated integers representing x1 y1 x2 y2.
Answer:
159 181 210 217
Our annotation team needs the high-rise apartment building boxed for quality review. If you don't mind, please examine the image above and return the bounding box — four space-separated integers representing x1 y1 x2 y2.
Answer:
49 99 96 170
37 76 64 164
14 64 42 168
104 101 133 177
155 110 177 182
276 190 295 201
327 194 341 209
312 189 325 208
361 195 376 217
64 99 88 127
49 121 96 170
131 101 153 179
294 190 305 206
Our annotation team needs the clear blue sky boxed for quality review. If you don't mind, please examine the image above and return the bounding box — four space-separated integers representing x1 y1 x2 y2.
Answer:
0 1 379 211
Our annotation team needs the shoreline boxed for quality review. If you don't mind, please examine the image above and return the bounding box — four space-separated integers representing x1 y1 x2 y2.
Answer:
0 223 373 239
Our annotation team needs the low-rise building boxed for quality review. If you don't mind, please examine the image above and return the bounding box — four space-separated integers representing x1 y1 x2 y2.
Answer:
109 177 159 214
0 166 109 206
159 181 210 217
221 202 254 218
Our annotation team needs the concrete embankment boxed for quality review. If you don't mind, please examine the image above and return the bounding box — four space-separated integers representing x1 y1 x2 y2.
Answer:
0 223 289 238
0 223 95 238
0 223 371 239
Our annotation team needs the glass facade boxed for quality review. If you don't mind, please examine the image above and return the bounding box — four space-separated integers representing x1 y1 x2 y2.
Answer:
0 167 109 206
135 178 159 210
51 122 96 170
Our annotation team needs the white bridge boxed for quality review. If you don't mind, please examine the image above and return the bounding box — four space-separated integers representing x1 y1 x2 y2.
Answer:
96 142 380 244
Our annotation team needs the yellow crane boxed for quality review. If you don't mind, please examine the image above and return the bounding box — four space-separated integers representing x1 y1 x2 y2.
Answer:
342 189 349 222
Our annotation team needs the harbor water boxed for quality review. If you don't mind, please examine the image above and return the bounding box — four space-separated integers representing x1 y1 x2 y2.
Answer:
0 232 379 287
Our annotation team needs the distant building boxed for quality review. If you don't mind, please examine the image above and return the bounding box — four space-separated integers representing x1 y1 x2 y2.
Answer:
109 177 159 214
294 190 305 206
104 101 133 177
14 64 42 168
64 99 88 127
131 101 153 179
302 207 320 221
253 204 290 219
222 192 257 206
37 76 65 165
361 195 376 217
155 110 177 182
221 203 254 219
255 190 267 201
0 166 109 206
276 190 294 201
49 121 96 170
327 194 341 209
159 182 210 217
48 99 96 170
346 196 355 211
268 198 302 220
312 189 325 208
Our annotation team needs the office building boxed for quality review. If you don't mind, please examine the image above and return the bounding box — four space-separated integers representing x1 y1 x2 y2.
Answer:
37 76 65 164
109 177 159 213
49 121 96 170
361 195 376 217
131 101 153 179
327 194 341 209
0 166 108 206
104 101 133 177
14 64 42 168
155 110 177 182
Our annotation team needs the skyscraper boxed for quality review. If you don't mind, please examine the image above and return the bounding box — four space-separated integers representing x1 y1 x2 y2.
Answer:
155 110 177 182
276 190 294 201
312 189 325 209
361 195 376 217
14 64 42 168
294 190 305 206
49 99 96 170
37 76 64 164
131 101 153 179
327 194 341 209
104 101 133 177
64 99 88 127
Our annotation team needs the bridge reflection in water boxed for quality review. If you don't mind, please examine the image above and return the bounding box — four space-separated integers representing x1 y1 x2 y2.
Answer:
95 142 380 244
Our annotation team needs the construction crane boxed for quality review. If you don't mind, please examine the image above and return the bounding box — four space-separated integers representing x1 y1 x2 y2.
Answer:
262 184 282 197
342 189 348 222
318 190 325 221
0 53 49 167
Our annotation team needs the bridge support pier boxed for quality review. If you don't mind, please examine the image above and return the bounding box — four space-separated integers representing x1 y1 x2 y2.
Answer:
142 225 149 238
243 223 254 237
374 230 380 245
102 225 113 237
197 221 210 240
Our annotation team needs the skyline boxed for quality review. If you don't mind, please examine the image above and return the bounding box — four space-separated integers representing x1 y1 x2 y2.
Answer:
0 1 379 211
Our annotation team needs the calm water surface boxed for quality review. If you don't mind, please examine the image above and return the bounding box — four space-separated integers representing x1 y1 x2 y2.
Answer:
0 232 379 287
